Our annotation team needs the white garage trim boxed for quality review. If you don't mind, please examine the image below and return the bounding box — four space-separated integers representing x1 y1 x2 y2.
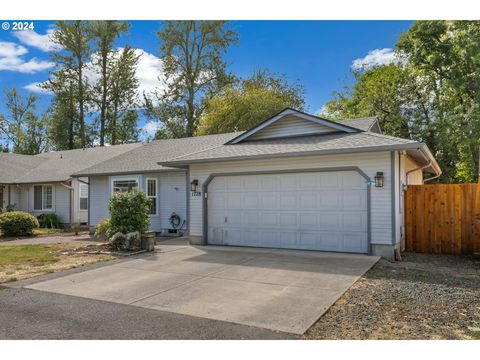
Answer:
202 166 372 254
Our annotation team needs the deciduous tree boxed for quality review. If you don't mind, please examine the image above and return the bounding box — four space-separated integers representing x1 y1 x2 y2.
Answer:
146 20 238 138
196 70 305 135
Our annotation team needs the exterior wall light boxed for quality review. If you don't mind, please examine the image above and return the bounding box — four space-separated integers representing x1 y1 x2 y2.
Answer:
190 179 199 192
374 172 384 188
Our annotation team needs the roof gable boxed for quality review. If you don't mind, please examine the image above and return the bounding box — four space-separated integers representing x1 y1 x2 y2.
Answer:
227 108 360 144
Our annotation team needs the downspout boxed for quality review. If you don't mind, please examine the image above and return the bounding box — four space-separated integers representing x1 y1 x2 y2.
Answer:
60 181 74 225
406 160 432 186
77 178 89 185
423 173 442 183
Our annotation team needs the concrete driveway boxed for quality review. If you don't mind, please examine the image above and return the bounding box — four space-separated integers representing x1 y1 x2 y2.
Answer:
20 238 379 334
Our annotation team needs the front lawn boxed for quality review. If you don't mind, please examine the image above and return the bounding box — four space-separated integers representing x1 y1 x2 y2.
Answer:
0 243 116 283
304 252 480 340
33 228 63 235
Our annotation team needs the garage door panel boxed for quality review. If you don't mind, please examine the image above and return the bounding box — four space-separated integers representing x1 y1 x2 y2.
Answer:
342 213 367 231
243 212 260 226
299 193 318 209
319 232 342 251
260 193 277 208
319 173 340 188
319 213 340 228
261 212 278 226
341 172 365 188
210 194 226 210
226 194 243 209
299 213 318 227
243 176 260 189
279 213 298 227
243 194 259 209
280 231 297 247
341 191 366 209
342 233 367 253
320 192 340 209
261 177 276 189
279 175 297 190
208 171 368 253
227 177 243 190
280 193 298 208
299 174 318 188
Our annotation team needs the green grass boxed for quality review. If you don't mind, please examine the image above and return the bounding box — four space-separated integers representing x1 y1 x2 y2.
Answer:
33 228 63 235
0 245 59 267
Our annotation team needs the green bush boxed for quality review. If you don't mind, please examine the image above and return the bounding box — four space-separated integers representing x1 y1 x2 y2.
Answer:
95 218 110 241
107 189 150 237
0 211 40 236
39 213 59 229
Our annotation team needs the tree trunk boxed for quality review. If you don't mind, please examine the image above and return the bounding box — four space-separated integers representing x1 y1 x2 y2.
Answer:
78 62 85 148
112 101 118 145
186 87 195 137
68 85 74 149
99 46 108 146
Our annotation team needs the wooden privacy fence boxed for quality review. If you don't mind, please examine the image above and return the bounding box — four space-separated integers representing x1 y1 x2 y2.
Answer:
404 184 480 254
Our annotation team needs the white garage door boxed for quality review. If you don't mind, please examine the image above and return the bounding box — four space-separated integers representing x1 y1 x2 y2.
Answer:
207 171 368 253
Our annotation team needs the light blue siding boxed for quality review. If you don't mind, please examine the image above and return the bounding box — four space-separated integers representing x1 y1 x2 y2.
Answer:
89 176 109 226
88 172 187 233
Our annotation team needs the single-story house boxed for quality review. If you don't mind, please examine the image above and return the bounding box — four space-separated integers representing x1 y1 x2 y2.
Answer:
0 143 141 225
71 108 441 259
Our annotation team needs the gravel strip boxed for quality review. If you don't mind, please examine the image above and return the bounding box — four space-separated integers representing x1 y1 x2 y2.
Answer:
304 253 480 340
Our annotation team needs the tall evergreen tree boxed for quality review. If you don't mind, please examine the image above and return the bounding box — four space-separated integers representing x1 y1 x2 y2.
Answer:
107 46 140 144
90 20 130 146
43 20 92 148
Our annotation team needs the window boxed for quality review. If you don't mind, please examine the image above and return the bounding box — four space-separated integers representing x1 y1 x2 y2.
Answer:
34 185 53 210
112 179 138 193
146 178 157 215
79 183 88 210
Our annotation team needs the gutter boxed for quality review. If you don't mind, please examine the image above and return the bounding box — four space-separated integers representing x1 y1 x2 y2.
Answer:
406 160 432 186
60 181 74 190
77 178 89 185
423 173 442 183
158 143 428 167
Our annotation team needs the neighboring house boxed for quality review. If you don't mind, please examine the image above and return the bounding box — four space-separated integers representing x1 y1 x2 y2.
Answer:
73 108 440 259
0 143 142 225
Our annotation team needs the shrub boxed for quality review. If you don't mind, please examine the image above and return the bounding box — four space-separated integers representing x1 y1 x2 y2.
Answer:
0 211 39 236
107 189 150 237
39 213 59 229
95 218 111 239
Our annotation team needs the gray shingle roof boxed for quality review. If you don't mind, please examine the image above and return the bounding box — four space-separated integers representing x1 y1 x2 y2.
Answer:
0 153 42 183
336 117 378 132
1 143 142 184
73 132 242 177
158 131 420 165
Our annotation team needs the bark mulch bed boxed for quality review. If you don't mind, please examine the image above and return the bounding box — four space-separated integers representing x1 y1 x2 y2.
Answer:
304 252 480 340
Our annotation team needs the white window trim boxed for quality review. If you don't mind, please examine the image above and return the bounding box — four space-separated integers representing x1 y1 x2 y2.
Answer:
79 183 88 211
33 184 54 211
110 176 140 195
146 178 158 216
